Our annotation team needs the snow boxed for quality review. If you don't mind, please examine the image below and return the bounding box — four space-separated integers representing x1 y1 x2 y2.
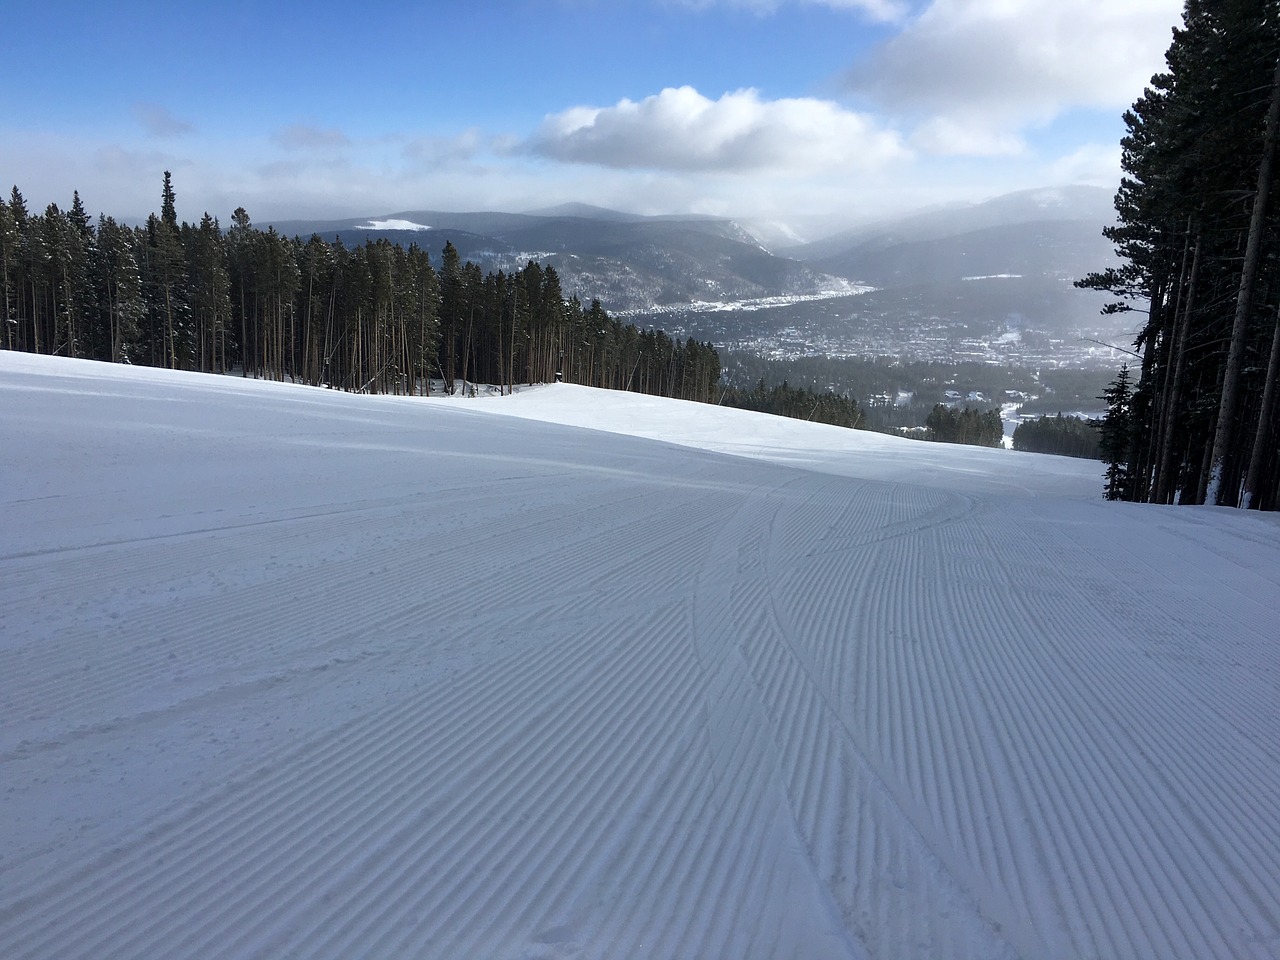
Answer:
361 218 432 231
3 352 1280 960
624 285 874 318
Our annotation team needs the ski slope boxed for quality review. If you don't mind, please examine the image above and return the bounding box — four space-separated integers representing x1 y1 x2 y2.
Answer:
2 353 1279 960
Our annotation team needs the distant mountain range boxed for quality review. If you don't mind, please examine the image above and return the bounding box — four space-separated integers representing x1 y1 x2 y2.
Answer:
266 185 1126 354
785 185 1118 289
267 205 844 310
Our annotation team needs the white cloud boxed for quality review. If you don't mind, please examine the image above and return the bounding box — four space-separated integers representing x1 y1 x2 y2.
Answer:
528 86 908 173
910 116 1025 157
845 0 1181 153
271 124 350 151
132 103 195 138
401 129 488 167
1048 142 1123 187
668 0 909 21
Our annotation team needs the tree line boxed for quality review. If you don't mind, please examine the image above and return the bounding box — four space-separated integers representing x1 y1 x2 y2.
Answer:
1081 0 1280 509
0 174 720 404
1012 414 1102 460
720 378 864 428
923 405 1004 448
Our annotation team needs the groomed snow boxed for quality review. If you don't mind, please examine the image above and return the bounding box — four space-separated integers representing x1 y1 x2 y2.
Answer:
2 353 1279 960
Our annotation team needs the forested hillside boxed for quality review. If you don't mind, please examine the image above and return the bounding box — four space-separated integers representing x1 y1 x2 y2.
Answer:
1082 0 1280 510
0 175 720 404
1012 414 1102 460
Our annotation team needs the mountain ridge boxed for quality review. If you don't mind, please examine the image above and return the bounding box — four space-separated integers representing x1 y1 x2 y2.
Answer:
261 185 1125 363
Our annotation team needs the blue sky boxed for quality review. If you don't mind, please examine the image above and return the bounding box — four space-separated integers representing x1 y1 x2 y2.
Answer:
1 0 1184 236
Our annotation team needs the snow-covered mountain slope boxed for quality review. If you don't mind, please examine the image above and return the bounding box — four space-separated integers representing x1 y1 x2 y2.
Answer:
3 354 1279 960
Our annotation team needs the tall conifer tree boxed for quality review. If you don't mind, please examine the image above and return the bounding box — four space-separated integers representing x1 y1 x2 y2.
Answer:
1080 0 1280 509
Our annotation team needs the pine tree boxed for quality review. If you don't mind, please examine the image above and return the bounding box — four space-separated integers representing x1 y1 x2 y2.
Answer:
1099 366 1134 501
1207 52 1280 505
1080 0 1280 509
41 202 92 359
92 215 144 362
0 190 20 350
5 187 35 352
227 207 256 376
143 173 189 368
185 213 232 373
160 171 178 230
438 241 463 393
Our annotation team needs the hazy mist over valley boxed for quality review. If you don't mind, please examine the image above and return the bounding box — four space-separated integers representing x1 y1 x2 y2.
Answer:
267 184 1132 380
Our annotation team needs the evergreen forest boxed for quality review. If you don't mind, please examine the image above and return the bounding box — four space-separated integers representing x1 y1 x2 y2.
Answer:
719 379 864 428
923 405 1004 448
0 175 721 405
1012 415 1102 460
1081 0 1280 509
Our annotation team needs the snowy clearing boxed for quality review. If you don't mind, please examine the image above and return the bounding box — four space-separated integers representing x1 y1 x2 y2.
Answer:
618 285 875 319
361 218 432 231
2 353 1279 960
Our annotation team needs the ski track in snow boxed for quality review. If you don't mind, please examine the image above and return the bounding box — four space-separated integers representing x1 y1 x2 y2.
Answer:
2 354 1280 960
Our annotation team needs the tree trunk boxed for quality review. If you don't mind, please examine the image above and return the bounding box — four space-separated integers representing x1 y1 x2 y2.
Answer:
1156 228 1202 503
1243 301 1280 507
1208 54 1280 506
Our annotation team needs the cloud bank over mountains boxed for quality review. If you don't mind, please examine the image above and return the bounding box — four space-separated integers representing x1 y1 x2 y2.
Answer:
539 0 1179 170
506 0 1178 225
1 0 1182 230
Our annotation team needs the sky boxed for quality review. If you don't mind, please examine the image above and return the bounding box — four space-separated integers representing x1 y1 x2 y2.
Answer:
1 0 1185 236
